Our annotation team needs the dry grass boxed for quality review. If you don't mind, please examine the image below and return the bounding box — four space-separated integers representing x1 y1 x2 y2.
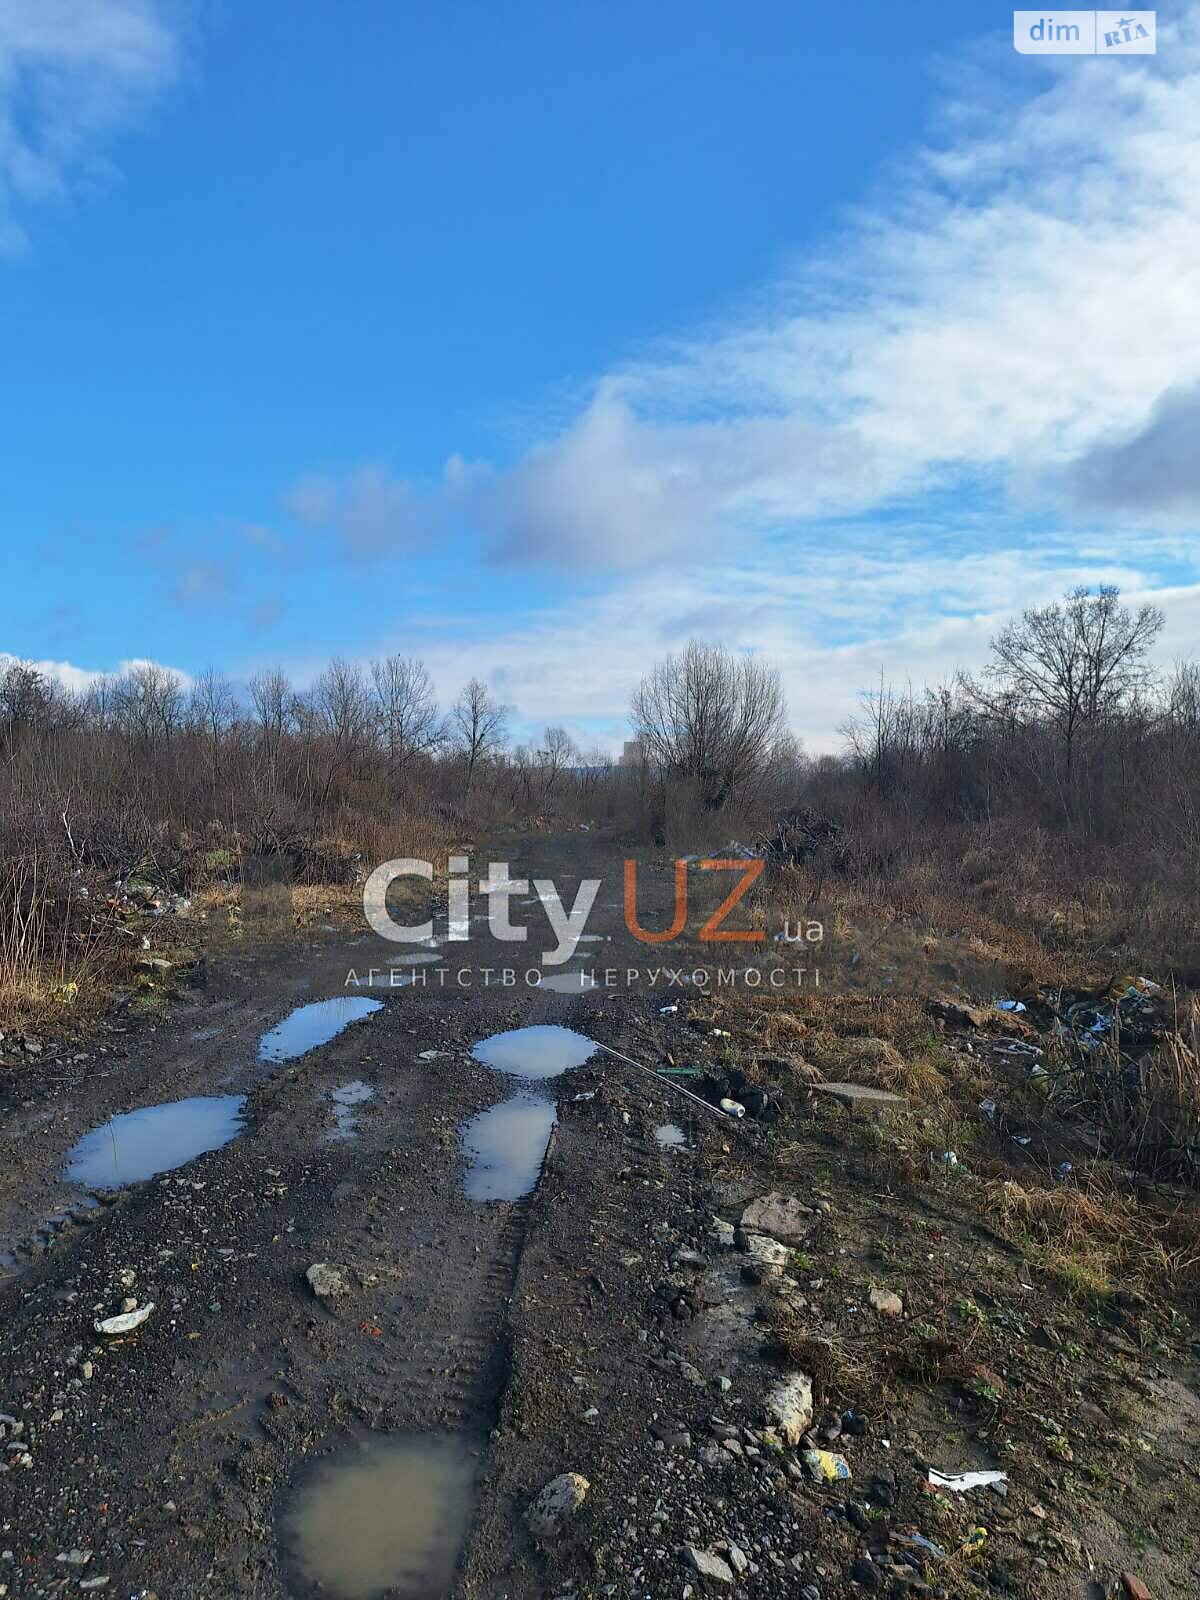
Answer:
988 1175 1200 1300
0 855 113 1033
808 1033 947 1098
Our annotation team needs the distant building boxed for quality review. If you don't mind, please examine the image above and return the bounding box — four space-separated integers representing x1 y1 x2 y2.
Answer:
619 738 645 768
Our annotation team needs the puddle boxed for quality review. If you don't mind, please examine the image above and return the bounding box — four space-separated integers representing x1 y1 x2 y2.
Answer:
461 1092 556 1201
471 1024 598 1080
328 1080 374 1140
537 970 597 994
655 1122 687 1148
66 1095 246 1188
281 1432 478 1600
258 997 383 1061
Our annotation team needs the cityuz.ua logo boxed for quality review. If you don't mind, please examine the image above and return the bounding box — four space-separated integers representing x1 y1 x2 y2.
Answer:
1013 10 1156 53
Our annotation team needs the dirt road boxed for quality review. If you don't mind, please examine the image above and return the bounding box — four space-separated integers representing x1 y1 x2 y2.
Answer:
0 833 731 1598
4 832 1198 1600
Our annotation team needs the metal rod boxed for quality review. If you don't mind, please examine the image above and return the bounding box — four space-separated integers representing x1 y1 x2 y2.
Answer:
591 1039 742 1124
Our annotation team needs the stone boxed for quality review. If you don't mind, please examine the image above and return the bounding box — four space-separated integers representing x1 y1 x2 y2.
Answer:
928 997 990 1029
672 1248 707 1270
851 1555 882 1590
708 1217 736 1249
726 1544 749 1575
813 1083 907 1114
683 1548 734 1585
741 1192 812 1242
304 1263 350 1301
868 1287 904 1317
526 1472 590 1540
745 1235 790 1270
1121 1576 1151 1600
765 1371 814 1445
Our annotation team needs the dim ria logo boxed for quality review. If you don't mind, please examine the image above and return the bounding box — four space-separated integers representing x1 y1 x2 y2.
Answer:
1014 11 1155 53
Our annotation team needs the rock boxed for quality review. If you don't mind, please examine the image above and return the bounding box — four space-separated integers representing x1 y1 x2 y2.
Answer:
20 1034 43 1055
765 1371 814 1445
672 1248 707 1270
745 1235 790 1270
726 1544 749 1575
813 1083 907 1114
1077 1401 1112 1429
683 1548 734 1585
850 1555 882 1590
305 1263 350 1301
928 997 990 1029
708 1217 736 1249
526 1472 589 1539
135 958 173 976
868 1287 904 1317
741 1192 812 1242
1121 1576 1152 1600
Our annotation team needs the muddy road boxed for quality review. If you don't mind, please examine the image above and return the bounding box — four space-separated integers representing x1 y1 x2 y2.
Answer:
0 833 741 1599
6 832 1194 1600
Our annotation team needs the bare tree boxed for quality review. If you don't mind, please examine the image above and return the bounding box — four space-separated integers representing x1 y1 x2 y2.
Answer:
980 586 1164 776
369 655 445 778
111 664 186 746
631 641 786 808
451 677 508 791
189 668 239 793
312 659 373 803
535 724 579 804
248 667 294 788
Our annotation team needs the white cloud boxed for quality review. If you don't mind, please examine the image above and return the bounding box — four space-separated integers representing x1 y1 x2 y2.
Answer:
0 0 184 251
284 464 437 557
428 10 1197 570
292 10 1200 574
0 651 192 695
344 533 1169 752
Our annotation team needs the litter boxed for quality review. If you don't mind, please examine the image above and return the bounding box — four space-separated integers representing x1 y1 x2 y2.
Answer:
996 999 1026 1013
572 1090 596 1102
1054 1161 1073 1181
896 1533 947 1562
659 1004 679 1015
978 1099 998 1118
801 1449 851 1482
94 1303 155 1336
938 1151 959 1167
927 1469 1007 1494
719 1098 746 1118
959 1527 989 1557
1012 1134 1032 1147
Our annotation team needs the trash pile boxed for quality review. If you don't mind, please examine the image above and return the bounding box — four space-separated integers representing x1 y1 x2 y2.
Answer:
755 807 845 870
1000 974 1166 1056
693 1066 780 1122
691 809 847 871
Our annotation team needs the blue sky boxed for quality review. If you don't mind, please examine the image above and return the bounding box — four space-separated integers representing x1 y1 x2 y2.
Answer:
2 1 1199 750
